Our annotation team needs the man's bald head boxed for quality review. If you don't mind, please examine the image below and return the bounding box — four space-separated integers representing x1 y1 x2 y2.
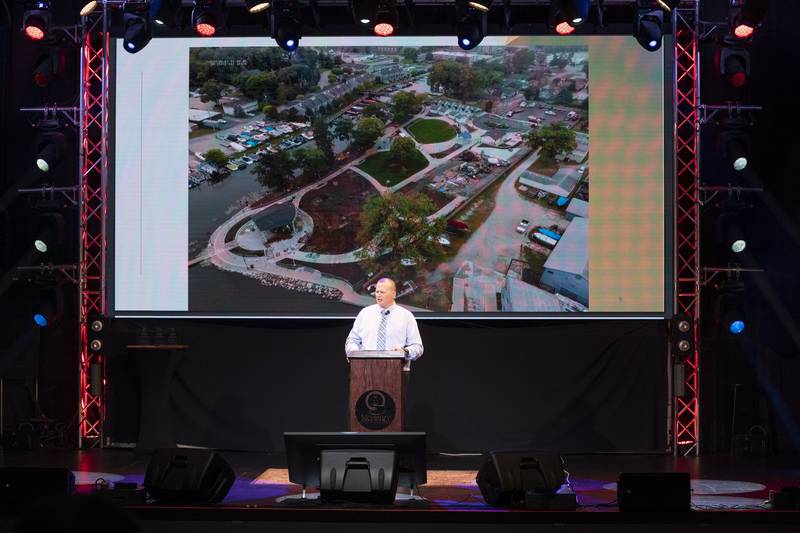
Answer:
375 278 396 308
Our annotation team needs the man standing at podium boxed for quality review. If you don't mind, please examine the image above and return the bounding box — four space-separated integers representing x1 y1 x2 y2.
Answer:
345 278 423 370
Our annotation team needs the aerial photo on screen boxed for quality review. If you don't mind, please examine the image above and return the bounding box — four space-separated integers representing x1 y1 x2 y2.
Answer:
187 43 589 313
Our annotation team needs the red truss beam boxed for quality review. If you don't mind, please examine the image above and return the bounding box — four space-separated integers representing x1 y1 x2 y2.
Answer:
78 15 108 447
673 4 701 455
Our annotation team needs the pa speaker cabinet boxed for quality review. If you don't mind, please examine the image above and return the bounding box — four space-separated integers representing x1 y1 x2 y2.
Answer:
0 467 75 514
476 451 566 507
144 448 235 504
618 472 691 512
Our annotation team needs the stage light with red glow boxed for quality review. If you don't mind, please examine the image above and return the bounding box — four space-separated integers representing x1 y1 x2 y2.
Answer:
729 0 767 40
373 22 394 36
733 24 754 39
22 1 51 41
718 39 750 88
555 21 575 35
196 22 216 36
192 0 222 37
24 23 46 40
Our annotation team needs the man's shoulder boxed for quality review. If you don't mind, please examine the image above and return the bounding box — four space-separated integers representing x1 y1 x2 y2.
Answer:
358 304 379 317
393 304 416 319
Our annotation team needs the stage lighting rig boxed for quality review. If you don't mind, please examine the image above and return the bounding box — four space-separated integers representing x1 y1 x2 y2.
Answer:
718 114 752 173
79 1 99 16
350 0 376 25
22 1 51 41
32 285 64 328
245 0 271 14
151 0 182 26
554 0 589 26
456 0 489 50
271 1 302 51
33 49 65 88
373 0 398 37
123 6 153 54
34 131 67 174
729 0 767 41
192 0 224 37
633 1 663 51
717 37 750 88
716 279 746 336
549 3 575 35
33 211 66 259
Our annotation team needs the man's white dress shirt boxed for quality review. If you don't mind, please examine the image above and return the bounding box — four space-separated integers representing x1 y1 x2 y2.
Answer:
345 303 423 370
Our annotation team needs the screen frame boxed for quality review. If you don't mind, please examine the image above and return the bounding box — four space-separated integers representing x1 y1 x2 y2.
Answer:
107 35 675 320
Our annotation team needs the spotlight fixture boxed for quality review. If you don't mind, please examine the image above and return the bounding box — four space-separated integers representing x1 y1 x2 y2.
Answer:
712 200 751 266
245 0 271 14
373 0 398 37
33 49 64 88
33 286 63 328
35 131 67 173
720 116 752 172
555 21 575 35
33 212 65 257
555 0 589 26
151 0 182 26
192 0 223 37
271 1 302 51
634 3 663 51
350 0 375 24
123 10 153 54
729 0 767 41
456 0 488 50
717 38 750 88
79 1 98 16
654 0 680 12
720 284 746 335
549 2 575 35
22 1 51 41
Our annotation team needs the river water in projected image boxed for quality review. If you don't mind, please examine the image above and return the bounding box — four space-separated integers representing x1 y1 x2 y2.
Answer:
187 144 359 315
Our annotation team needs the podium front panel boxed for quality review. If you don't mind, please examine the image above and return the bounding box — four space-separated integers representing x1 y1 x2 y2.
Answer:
349 358 403 432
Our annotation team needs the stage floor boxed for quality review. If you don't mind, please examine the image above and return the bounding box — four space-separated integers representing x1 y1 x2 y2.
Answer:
2 449 799 530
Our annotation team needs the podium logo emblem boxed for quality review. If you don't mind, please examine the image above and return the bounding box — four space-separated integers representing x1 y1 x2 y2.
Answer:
355 389 396 430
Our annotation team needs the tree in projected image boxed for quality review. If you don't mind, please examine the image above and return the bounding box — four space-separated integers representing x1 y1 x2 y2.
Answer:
199 80 224 108
332 118 353 142
391 91 425 124
204 148 228 168
352 117 385 149
389 137 418 169
254 150 295 191
298 147 328 181
356 193 446 277
312 117 334 163
525 122 577 163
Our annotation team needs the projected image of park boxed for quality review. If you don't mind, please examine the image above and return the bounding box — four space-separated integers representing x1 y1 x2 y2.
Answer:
187 45 590 313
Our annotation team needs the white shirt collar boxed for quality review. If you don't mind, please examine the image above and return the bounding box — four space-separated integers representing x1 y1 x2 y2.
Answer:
377 303 397 314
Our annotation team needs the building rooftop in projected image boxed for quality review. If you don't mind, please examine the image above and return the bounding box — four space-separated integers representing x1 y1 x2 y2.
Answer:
518 170 580 198
500 277 564 312
543 217 589 277
566 197 589 219
254 202 297 231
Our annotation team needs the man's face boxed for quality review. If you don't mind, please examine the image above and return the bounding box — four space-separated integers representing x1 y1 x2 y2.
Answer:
375 281 396 309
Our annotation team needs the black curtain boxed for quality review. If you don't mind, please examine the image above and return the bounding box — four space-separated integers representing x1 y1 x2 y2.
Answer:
107 318 667 453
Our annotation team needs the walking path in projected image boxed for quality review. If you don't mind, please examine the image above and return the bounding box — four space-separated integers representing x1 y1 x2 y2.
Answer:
189 104 540 309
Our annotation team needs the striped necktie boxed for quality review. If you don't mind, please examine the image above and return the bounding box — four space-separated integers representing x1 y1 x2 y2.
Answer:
376 309 389 350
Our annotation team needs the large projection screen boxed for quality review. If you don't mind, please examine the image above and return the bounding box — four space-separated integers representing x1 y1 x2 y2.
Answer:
110 35 671 318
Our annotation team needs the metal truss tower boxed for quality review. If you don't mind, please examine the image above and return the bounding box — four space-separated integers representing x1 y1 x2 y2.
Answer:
672 2 701 456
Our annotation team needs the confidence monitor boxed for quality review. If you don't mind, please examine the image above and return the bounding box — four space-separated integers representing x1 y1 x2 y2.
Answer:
284 432 426 503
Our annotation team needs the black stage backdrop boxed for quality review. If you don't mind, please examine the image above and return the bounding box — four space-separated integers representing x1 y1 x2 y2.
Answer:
106 319 668 453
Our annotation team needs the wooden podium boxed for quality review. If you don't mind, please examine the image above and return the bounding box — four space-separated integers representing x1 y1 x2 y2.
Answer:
348 351 406 432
